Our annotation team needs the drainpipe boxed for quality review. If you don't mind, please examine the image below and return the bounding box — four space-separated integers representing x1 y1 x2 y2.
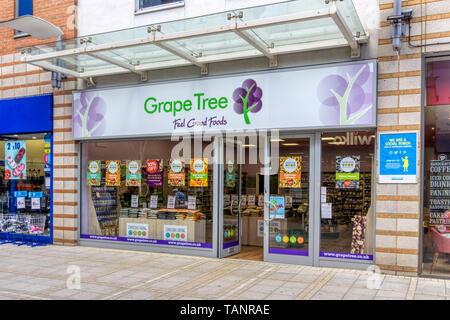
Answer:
391 0 402 51
52 28 65 89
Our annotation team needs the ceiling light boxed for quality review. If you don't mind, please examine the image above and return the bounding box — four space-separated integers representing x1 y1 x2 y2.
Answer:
32 137 37 139
321 137 334 141
270 138 285 142
242 144 256 147
282 143 299 146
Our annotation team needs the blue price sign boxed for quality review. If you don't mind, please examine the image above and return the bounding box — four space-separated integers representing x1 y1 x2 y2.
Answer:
29 192 43 198
14 191 27 197
379 132 417 183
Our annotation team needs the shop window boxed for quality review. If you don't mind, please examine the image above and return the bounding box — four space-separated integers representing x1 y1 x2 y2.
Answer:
138 0 184 10
15 0 33 37
320 131 375 261
81 138 214 248
422 56 450 276
17 0 33 16
0 133 52 237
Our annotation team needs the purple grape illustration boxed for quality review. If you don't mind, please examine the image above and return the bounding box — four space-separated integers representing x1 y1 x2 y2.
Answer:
73 92 106 137
317 63 373 125
233 79 263 125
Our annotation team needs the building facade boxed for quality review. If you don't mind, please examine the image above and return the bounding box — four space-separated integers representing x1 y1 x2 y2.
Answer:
1 0 450 278
0 0 78 245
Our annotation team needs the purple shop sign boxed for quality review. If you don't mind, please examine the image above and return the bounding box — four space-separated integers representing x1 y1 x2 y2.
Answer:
269 248 308 256
73 62 376 140
147 171 163 187
81 234 213 249
320 251 373 261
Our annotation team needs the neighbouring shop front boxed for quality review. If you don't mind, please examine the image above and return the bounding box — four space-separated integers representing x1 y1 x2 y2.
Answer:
0 94 53 245
76 60 378 269
422 54 450 277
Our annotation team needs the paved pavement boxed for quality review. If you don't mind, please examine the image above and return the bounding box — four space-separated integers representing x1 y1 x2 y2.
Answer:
0 244 448 300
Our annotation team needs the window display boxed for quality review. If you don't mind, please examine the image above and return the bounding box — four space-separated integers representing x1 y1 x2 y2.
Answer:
81 139 214 248
320 131 375 260
422 56 450 276
0 133 52 237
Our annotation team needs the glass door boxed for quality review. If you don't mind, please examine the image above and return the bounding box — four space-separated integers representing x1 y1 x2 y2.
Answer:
219 138 242 257
264 135 314 264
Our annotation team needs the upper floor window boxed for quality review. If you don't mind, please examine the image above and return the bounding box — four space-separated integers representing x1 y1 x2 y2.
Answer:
138 0 184 10
15 0 33 37
17 0 33 17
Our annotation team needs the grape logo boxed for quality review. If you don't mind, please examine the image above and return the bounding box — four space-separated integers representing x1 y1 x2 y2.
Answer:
108 161 119 173
283 158 298 173
88 161 99 173
171 159 183 173
233 79 263 125
340 157 356 172
318 63 373 126
74 92 107 137
193 159 205 172
128 161 139 174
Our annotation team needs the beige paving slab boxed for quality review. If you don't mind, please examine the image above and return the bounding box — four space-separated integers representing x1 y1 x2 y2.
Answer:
0 244 448 300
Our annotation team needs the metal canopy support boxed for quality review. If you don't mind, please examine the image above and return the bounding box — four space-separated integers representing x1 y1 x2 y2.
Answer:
21 5 365 78
29 60 81 78
329 4 361 58
153 42 204 68
232 28 278 67
86 52 143 76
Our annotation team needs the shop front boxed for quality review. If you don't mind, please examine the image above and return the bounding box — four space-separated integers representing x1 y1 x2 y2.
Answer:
0 94 54 245
77 60 377 268
421 54 450 277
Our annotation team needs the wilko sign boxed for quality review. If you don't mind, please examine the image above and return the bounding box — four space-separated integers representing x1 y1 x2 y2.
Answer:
327 132 374 146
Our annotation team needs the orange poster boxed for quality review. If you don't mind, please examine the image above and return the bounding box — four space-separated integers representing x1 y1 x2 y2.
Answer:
106 160 121 186
190 158 208 187
168 159 185 186
279 156 301 188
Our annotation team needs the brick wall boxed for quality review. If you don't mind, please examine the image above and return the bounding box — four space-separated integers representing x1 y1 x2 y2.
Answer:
0 0 78 245
376 0 450 275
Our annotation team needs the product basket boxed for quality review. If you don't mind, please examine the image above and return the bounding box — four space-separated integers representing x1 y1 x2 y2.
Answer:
29 214 46 234
0 214 18 233
16 214 31 233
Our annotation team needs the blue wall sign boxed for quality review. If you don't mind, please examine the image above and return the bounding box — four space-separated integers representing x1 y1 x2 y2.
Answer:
379 132 417 183
0 95 53 134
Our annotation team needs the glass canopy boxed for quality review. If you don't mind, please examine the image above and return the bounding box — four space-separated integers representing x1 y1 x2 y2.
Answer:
19 0 367 79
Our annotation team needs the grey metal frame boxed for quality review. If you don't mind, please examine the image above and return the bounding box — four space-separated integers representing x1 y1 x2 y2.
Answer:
77 134 218 259
218 136 244 258
419 51 450 279
264 133 315 265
